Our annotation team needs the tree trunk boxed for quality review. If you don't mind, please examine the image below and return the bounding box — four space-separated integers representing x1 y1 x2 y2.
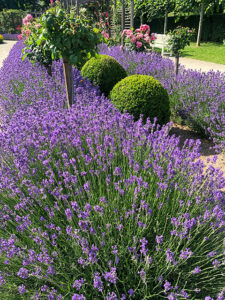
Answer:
46 65 52 77
164 8 168 34
107 0 111 38
174 52 179 76
63 60 74 109
196 1 204 47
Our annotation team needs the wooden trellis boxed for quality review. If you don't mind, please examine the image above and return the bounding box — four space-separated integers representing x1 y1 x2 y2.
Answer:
120 0 134 30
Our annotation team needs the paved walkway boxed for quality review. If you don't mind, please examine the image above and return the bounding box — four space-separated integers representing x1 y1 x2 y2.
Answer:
167 56 225 73
0 40 17 69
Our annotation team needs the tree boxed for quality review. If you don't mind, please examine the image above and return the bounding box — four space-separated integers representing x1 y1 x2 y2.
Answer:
176 0 224 46
0 0 50 11
134 0 176 34
33 3 100 108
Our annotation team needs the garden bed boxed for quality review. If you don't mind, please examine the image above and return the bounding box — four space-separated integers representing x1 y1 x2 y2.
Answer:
0 42 224 299
1 33 18 40
99 44 225 153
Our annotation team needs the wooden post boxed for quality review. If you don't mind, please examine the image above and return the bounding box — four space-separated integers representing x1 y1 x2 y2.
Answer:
46 65 52 77
130 0 134 29
63 60 74 108
76 0 80 16
174 52 179 76
121 0 125 46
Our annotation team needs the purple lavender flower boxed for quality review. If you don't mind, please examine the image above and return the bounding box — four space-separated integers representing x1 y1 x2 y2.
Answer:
65 208 73 221
71 294 86 300
0 275 6 286
138 268 146 283
166 249 176 265
164 280 172 292
17 267 29 279
18 284 27 294
73 278 85 291
106 292 118 300
156 235 163 245
180 289 189 298
93 272 103 292
128 289 134 296
103 267 117 284
192 266 201 274
179 248 193 260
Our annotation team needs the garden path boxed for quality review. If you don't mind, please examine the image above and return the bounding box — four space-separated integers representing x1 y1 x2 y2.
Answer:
0 40 17 69
168 56 225 73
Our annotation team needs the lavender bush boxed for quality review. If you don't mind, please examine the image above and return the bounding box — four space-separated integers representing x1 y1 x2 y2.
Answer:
99 45 225 153
1 33 19 40
0 42 224 299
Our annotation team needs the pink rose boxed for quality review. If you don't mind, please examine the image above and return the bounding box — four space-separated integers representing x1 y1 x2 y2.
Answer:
25 29 31 36
131 37 137 43
17 34 23 40
120 45 123 51
23 18 28 25
126 30 133 36
135 29 141 32
151 33 157 41
144 36 150 43
35 23 41 29
50 0 54 3
140 24 150 34
26 14 33 21
136 41 142 48
136 33 143 39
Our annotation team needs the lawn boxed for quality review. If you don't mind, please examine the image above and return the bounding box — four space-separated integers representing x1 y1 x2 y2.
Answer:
181 42 225 64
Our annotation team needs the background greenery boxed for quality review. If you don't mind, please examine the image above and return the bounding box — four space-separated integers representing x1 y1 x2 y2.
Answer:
135 13 225 43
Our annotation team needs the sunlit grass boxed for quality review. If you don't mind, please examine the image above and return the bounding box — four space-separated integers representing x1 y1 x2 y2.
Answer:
181 42 225 64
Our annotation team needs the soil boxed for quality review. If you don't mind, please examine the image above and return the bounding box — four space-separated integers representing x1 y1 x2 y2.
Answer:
170 124 225 191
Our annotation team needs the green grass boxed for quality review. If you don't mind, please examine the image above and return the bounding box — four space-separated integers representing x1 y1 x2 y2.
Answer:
180 42 225 64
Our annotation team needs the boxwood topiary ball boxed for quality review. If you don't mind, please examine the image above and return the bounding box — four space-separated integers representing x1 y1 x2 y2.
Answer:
81 55 127 96
110 75 170 125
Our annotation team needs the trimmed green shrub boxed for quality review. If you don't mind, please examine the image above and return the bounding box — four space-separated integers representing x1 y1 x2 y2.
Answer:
110 74 170 124
81 54 127 96
0 34 3 44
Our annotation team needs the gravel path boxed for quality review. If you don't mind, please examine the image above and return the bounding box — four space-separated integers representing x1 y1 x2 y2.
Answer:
0 41 17 69
168 56 225 73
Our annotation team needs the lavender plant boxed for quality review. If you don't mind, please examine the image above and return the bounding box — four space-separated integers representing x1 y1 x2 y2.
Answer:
0 42 224 299
99 44 225 153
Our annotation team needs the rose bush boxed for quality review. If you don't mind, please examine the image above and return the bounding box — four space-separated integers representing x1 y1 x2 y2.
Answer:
122 24 156 52
20 14 56 76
